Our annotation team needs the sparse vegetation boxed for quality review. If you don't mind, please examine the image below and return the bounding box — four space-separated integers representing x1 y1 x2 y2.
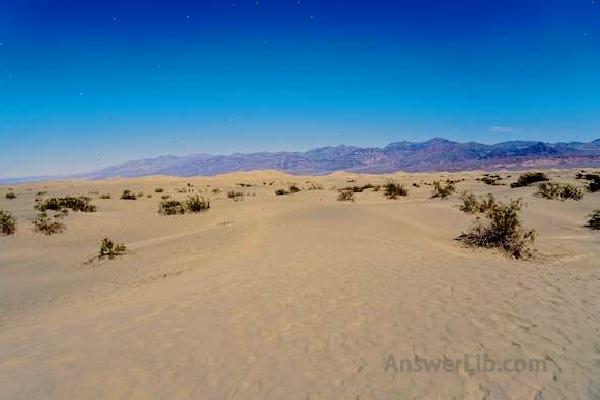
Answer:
159 195 210 215
155 188 164 193
5 192 16 200
0 209 16 236
478 174 503 185
161 195 170 200
158 200 186 215
99 194 111 199
98 238 127 260
457 197 536 260
459 191 496 214
185 195 210 212
288 185 301 193
275 189 289 196
120 190 137 200
35 196 97 212
227 190 245 201
575 172 600 192
586 210 600 230
337 189 355 202
340 183 380 193
535 182 583 201
383 180 408 199
431 181 456 199
36 191 47 196
510 172 549 188
32 212 66 235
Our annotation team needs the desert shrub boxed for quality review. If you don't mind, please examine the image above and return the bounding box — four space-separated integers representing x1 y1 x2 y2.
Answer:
98 238 127 260
212 188 221 193
576 173 600 192
32 212 65 235
227 190 244 201
0 209 16 236
480 174 503 185
431 181 456 199
288 185 301 193
459 191 497 214
5 192 16 200
185 195 210 212
586 210 600 230
341 183 380 193
510 172 549 188
275 189 289 196
306 182 324 190
158 200 186 215
161 195 170 200
35 196 97 212
412 182 420 187
535 183 583 201
155 188 164 193
237 183 252 187
383 180 408 199
36 191 47 196
120 190 137 200
99 194 111 199
337 189 355 202
457 198 536 259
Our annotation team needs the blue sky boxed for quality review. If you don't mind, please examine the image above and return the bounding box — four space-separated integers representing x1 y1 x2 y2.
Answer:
1 0 599 178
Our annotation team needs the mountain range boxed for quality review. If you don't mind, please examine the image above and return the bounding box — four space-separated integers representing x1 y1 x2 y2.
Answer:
3 138 600 184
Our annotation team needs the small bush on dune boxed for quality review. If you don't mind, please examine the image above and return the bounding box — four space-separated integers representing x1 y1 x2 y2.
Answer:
306 182 324 190
32 212 65 235
535 182 583 201
576 173 600 192
154 188 164 193
98 238 127 260
457 198 536 259
5 192 16 200
383 180 408 199
99 194 111 199
36 191 47 196
35 196 97 212
0 209 16 236
431 181 456 199
337 189 355 202
158 200 186 215
288 185 301 193
120 190 137 200
510 172 549 188
586 210 600 230
161 195 170 200
275 189 289 196
185 195 210 212
459 191 497 214
227 190 244 201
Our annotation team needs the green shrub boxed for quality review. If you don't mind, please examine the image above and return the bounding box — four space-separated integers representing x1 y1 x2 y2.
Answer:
586 210 600 230
337 189 355 202
35 196 97 212
185 195 210 212
158 200 186 215
431 181 456 199
535 183 583 201
98 238 127 260
383 180 408 199
510 172 549 188
457 198 536 259
32 212 65 235
5 192 16 200
0 209 16 236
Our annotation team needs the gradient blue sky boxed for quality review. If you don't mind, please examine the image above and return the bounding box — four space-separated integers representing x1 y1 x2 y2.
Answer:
1 0 599 177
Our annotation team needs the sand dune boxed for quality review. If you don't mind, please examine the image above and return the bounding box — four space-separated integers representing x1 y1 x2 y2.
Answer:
0 170 599 399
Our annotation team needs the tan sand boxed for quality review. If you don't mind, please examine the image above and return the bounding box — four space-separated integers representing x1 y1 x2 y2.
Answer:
0 170 599 399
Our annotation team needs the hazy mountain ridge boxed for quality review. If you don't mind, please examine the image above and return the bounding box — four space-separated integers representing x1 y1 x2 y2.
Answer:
2 138 599 184
81 138 600 179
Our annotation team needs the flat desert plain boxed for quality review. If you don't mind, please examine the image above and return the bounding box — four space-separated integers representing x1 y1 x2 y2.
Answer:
0 170 599 399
